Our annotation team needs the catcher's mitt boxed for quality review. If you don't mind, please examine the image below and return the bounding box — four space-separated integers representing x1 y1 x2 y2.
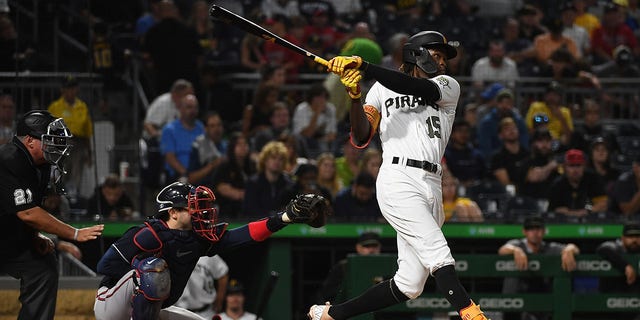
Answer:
286 194 332 228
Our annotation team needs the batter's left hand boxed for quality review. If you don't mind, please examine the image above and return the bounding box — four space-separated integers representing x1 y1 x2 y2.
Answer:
328 55 362 75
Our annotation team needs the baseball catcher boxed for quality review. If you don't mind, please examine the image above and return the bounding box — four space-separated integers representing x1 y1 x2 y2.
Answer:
94 182 329 320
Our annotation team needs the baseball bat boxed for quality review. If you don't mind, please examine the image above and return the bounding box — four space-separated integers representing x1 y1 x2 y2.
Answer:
254 271 280 320
209 5 328 67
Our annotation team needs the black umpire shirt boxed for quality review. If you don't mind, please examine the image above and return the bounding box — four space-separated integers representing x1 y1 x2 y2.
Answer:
0 136 51 259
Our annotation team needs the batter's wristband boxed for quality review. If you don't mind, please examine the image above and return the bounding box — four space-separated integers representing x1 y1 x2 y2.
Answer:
73 228 79 241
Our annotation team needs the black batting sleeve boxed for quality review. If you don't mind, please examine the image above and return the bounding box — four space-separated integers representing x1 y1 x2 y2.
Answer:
360 62 441 101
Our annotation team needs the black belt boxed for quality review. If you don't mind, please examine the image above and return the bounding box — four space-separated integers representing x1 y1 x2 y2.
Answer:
392 156 438 173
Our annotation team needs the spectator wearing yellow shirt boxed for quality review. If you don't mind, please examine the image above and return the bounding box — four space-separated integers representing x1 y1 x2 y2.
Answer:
48 76 93 195
442 172 483 222
525 81 573 147
574 0 602 36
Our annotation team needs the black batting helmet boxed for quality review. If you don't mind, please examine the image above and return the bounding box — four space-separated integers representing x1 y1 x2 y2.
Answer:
402 31 457 75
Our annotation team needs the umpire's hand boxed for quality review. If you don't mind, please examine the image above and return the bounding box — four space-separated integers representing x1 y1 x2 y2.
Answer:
75 225 105 242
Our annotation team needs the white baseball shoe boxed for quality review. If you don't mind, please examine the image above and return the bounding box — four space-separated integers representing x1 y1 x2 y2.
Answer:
308 302 333 320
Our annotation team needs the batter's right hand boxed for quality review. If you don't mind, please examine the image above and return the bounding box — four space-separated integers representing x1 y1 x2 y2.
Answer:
76 224 105 242
328 56 362 75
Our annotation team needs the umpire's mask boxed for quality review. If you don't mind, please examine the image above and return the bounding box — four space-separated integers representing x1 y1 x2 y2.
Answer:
41 118 73 174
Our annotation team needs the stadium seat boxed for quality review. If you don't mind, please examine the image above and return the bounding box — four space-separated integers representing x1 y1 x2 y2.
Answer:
504 195 543 223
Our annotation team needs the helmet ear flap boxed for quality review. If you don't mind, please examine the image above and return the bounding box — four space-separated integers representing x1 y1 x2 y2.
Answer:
402 42 438 75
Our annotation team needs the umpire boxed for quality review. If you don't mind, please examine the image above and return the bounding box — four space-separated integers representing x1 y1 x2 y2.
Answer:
0 110 104 320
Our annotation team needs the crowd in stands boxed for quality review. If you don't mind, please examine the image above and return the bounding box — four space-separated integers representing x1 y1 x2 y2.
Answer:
2 0 640 224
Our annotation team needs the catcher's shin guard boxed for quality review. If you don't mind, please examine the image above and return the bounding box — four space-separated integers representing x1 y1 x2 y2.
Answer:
132 257 171 320
459 300 489 320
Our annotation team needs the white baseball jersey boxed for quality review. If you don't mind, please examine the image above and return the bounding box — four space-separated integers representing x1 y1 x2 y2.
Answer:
364 74 460 299
175 255 229 312
219 311 261 320
365 74 459 163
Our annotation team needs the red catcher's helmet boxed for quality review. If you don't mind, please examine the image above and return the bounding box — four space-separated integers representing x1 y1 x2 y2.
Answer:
188 185 225 242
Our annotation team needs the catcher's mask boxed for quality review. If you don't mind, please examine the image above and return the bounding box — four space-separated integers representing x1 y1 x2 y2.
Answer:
16 110 73 186
402 31 457 75
187 185 223 242
156 182 224 241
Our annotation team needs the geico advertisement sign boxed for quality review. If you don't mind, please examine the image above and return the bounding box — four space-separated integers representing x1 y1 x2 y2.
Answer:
494 260 612 271
478 298 525 309
406 298 451 309
576 260 611 271
406 298 525 309
495 260 540 271
606 298 640 309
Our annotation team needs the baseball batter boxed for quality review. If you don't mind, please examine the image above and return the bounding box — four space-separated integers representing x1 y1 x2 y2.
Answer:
309 31 489 320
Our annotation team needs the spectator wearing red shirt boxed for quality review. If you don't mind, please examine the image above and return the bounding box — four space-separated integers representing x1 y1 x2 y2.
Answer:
262 14 304 77
591 2 639 64
302 7 345 55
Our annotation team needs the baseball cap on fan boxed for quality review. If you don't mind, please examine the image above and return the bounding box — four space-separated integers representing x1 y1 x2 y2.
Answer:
357 232 381 247
480 83 505 100
227 279 244 294
623 221 640 237
564 149 585 166
523 216 545 230
61 75 79 88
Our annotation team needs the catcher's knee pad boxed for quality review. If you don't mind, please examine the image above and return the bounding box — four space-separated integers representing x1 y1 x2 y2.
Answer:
132 257 170 320
135 257 171 300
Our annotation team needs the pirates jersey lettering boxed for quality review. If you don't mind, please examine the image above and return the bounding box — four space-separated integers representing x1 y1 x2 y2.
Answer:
383 96 439 117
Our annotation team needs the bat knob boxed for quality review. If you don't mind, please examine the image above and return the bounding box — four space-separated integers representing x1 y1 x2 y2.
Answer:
209 4 224 16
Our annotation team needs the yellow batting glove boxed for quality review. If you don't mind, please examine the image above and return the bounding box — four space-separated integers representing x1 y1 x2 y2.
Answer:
346 84 361 99
340 69 362 99
328 55 363 75
340 68 362 88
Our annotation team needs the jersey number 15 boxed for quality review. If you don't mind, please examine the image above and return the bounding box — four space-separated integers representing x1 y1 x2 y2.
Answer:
425 116 441 139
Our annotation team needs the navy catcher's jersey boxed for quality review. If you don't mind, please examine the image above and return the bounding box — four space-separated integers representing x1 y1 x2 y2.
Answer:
0 137 51 258
97 219 257 307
